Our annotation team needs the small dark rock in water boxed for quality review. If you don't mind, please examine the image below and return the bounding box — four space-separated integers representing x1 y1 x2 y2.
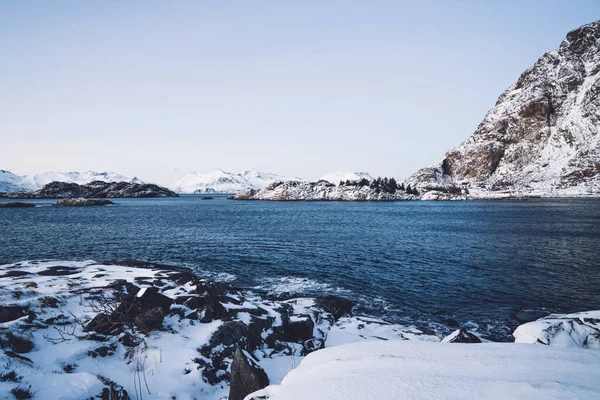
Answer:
0 202 35 208
229 348 269 400
54 198 114 206
201 196 214 200
134 307 165 333
442 327 482 343
0 305 29 323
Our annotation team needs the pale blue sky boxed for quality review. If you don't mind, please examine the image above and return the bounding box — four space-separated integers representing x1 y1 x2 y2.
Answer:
1 1 598 185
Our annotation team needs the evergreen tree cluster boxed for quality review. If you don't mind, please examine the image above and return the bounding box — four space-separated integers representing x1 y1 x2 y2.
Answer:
338 177 419 195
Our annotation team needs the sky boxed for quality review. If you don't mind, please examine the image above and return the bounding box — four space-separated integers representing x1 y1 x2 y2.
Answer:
1 1 598 185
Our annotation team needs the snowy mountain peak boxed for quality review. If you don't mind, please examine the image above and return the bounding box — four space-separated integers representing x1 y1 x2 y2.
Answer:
171 169 303 194
408 20 600 196
319 171 374 185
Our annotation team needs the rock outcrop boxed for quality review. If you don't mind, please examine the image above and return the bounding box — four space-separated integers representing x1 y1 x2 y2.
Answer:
228 348 269 400
441 327 482 343
1 180 178 199
409 20 600 196
54 198 114 206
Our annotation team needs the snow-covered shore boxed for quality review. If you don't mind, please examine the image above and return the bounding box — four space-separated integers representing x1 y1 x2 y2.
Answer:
247 340 600 400
1 260 598 400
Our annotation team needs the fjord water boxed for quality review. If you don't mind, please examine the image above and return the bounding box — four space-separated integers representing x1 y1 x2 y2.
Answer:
1 196 599 340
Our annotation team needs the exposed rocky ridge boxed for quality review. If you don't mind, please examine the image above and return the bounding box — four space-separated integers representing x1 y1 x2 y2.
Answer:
231 180 418 201
409 20 600 196
0 180 178 199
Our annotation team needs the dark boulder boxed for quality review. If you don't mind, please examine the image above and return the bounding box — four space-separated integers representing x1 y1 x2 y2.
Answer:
133 307 165 333
84 313 116 335
209 321 247 347
0 305 29 323
283 315 314 343
228 348 269 400
136 287 173 314
442 327 482 344
315 296 355 320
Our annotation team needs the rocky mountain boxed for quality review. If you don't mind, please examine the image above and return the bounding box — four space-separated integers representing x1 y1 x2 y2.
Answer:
319 171 374 185
0 181 178 199
171 169 302 194
0 170 144 193
408 20 600 196
231 180 418 201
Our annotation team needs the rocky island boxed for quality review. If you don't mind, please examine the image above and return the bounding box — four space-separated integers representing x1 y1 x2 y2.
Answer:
231 179 427 201
0 180 179 199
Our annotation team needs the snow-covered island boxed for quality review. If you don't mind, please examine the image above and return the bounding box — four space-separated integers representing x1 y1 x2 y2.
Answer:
1 260 598 400
230 179 429 201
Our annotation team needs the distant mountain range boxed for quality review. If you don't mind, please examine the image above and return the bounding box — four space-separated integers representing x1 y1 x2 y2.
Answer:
0 170 143 193
1 168 382 195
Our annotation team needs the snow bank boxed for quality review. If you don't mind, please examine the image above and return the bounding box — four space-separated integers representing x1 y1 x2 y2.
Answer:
247 340 600 400
513 310 600 349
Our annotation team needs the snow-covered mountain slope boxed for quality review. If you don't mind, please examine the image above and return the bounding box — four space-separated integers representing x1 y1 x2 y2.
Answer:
319 171 373 185
248 340 600 400
0 170 29 192
242 169 302 189
0 170 143 192
409 20 600 196
171 169 303 194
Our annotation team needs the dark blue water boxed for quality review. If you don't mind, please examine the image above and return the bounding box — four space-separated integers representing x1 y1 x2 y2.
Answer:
2 196 600 340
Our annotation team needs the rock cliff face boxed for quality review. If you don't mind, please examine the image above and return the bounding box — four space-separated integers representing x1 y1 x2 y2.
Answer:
231 180 417 201
409 20 600 196
0 181 178 199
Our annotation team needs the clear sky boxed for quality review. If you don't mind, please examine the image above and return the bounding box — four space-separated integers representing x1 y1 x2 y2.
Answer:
1 1 598 185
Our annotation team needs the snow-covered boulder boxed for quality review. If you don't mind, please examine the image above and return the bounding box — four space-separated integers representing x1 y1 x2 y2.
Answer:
441 327 482 343
246 340 600 400
513 310 600 349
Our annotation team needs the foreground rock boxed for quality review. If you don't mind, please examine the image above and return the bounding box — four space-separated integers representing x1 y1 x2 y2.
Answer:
231 180 418 201
441 327 482 343
247 340 600 400
513 310 600 349
229 348 269 400
54 198 114 206
1 180 178 199
408 20 600 196
0 202 35 208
